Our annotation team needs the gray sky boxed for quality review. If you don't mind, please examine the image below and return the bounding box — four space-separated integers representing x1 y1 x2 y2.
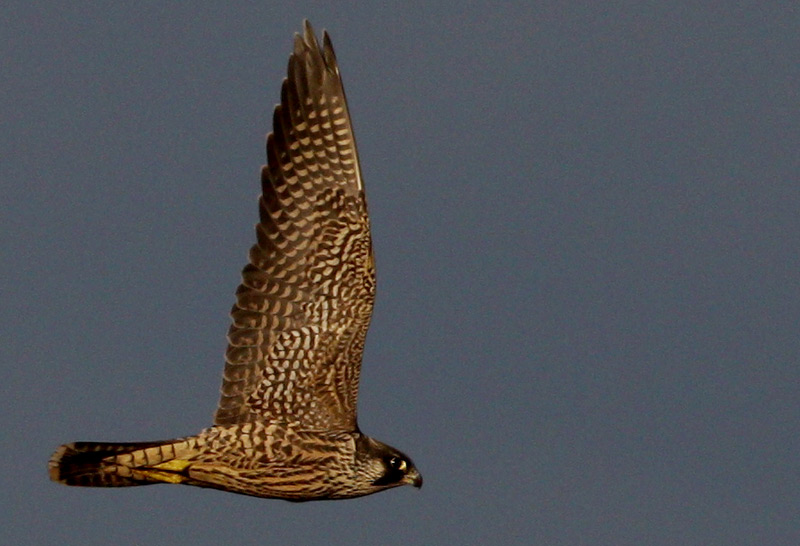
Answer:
3 2 799 545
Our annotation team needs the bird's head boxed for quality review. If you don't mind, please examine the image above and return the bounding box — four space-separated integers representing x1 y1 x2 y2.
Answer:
352 435 422 496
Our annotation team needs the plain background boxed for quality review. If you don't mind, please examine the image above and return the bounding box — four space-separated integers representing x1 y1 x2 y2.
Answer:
3 2 798 545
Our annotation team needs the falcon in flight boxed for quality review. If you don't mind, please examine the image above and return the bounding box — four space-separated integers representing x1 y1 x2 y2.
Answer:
49 21 422 501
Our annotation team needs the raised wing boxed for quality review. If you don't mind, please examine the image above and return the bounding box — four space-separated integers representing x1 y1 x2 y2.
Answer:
215 21 374 432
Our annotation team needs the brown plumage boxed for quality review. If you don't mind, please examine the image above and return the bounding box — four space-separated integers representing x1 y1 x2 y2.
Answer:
49 21 421 501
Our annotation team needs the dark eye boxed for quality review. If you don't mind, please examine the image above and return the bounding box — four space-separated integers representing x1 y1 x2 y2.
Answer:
388 457 407 472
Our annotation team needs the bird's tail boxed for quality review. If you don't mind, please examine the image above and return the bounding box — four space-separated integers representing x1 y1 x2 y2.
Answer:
49 439 198 487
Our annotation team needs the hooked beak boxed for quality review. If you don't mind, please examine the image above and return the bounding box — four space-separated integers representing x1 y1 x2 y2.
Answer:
404 468 423 489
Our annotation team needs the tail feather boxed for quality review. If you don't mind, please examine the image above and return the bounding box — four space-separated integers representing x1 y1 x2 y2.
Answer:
49 441 174 487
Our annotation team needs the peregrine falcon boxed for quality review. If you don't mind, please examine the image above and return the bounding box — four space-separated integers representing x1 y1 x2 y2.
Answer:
49 21 422 501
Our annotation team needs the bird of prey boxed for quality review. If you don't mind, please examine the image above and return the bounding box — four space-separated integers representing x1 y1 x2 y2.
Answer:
49 21 422 501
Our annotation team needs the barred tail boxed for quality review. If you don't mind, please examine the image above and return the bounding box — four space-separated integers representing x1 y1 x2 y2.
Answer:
49 440 194 487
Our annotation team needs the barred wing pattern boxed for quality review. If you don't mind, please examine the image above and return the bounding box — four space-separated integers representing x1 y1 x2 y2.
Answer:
215 22 374 432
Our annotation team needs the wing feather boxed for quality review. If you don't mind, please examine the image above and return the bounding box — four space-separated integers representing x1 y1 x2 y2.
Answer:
215 21 373 432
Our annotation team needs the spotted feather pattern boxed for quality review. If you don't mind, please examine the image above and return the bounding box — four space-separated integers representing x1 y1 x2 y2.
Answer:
215 21 374 432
